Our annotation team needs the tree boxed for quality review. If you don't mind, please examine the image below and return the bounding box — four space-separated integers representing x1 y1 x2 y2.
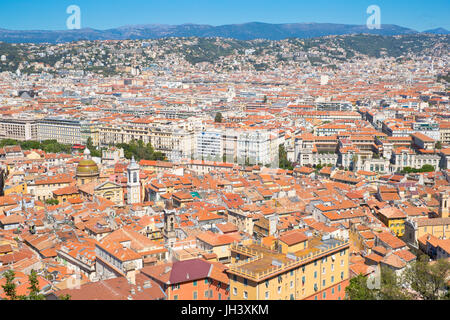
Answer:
45 198 59 205
263 95 268 103
347 257 450 300
86 137 101 157
400 167 413 174
345 274 376 300
403 255 450 300
27 270 45 300
278 144 294 170
1 270 18 300
59 294 71 300
117 140 165 161
377 266 412 300
214 112 223 123
1 269 46 300
420 164 435 173
346 267 412 300
351 154 358 172
315 163 324 173
435 141 442 149
401 165 435 174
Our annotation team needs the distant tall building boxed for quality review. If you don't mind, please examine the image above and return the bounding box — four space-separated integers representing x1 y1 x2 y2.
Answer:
126 156 140 205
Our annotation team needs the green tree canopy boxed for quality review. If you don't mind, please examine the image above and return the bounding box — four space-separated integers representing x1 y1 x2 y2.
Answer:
86 137 101 157
346 258 450 300
1 270 18 300
0 139 71 154
345 274 377 300
116 140 165 161
278 144 294 170
403 255 450 300
1 269 46 300
27 270 45 300
401 165 435 174
45 198 59 205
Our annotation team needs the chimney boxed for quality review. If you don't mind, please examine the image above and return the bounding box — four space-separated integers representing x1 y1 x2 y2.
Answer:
165 199 174 210
128 270 136 285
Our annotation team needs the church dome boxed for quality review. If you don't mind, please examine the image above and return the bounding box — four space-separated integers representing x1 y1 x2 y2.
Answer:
76 159 99 177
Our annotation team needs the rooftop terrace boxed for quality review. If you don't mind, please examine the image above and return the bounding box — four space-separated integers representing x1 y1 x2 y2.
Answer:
228 236 348 282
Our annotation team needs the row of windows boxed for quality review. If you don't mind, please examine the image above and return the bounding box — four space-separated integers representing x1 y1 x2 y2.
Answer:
314 284 342 300
173 291 224 300
234 283 344 300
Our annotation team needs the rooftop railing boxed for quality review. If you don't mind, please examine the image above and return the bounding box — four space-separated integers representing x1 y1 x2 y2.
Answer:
229 239 349 282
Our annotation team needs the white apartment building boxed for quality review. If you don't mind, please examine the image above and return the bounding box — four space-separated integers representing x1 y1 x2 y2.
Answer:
0 118 38 141
439 123 450 144
237 130 272 165
391 149 440 172
222 128 238 163
37 118 82 145
411 121 440 142
195 129 223 161
97 120 195 161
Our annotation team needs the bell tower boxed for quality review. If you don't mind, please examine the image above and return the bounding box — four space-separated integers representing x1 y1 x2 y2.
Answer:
127 156 140 204
439 192 449 218
163 201 177 247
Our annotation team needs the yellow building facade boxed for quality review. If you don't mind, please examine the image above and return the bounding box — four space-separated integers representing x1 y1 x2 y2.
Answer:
387 218 406 237
228 237 349 300
4 182 27 196
405 217 450 247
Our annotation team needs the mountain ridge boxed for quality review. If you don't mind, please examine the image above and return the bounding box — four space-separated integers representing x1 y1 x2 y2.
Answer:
0 22 447 43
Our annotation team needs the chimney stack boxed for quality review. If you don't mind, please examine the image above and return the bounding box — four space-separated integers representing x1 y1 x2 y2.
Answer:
128 270 136 285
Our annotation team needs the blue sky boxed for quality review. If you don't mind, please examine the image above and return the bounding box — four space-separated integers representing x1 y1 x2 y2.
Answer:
1 0 449 31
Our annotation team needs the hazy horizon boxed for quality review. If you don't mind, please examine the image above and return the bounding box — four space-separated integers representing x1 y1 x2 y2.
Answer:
1 0 449 32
